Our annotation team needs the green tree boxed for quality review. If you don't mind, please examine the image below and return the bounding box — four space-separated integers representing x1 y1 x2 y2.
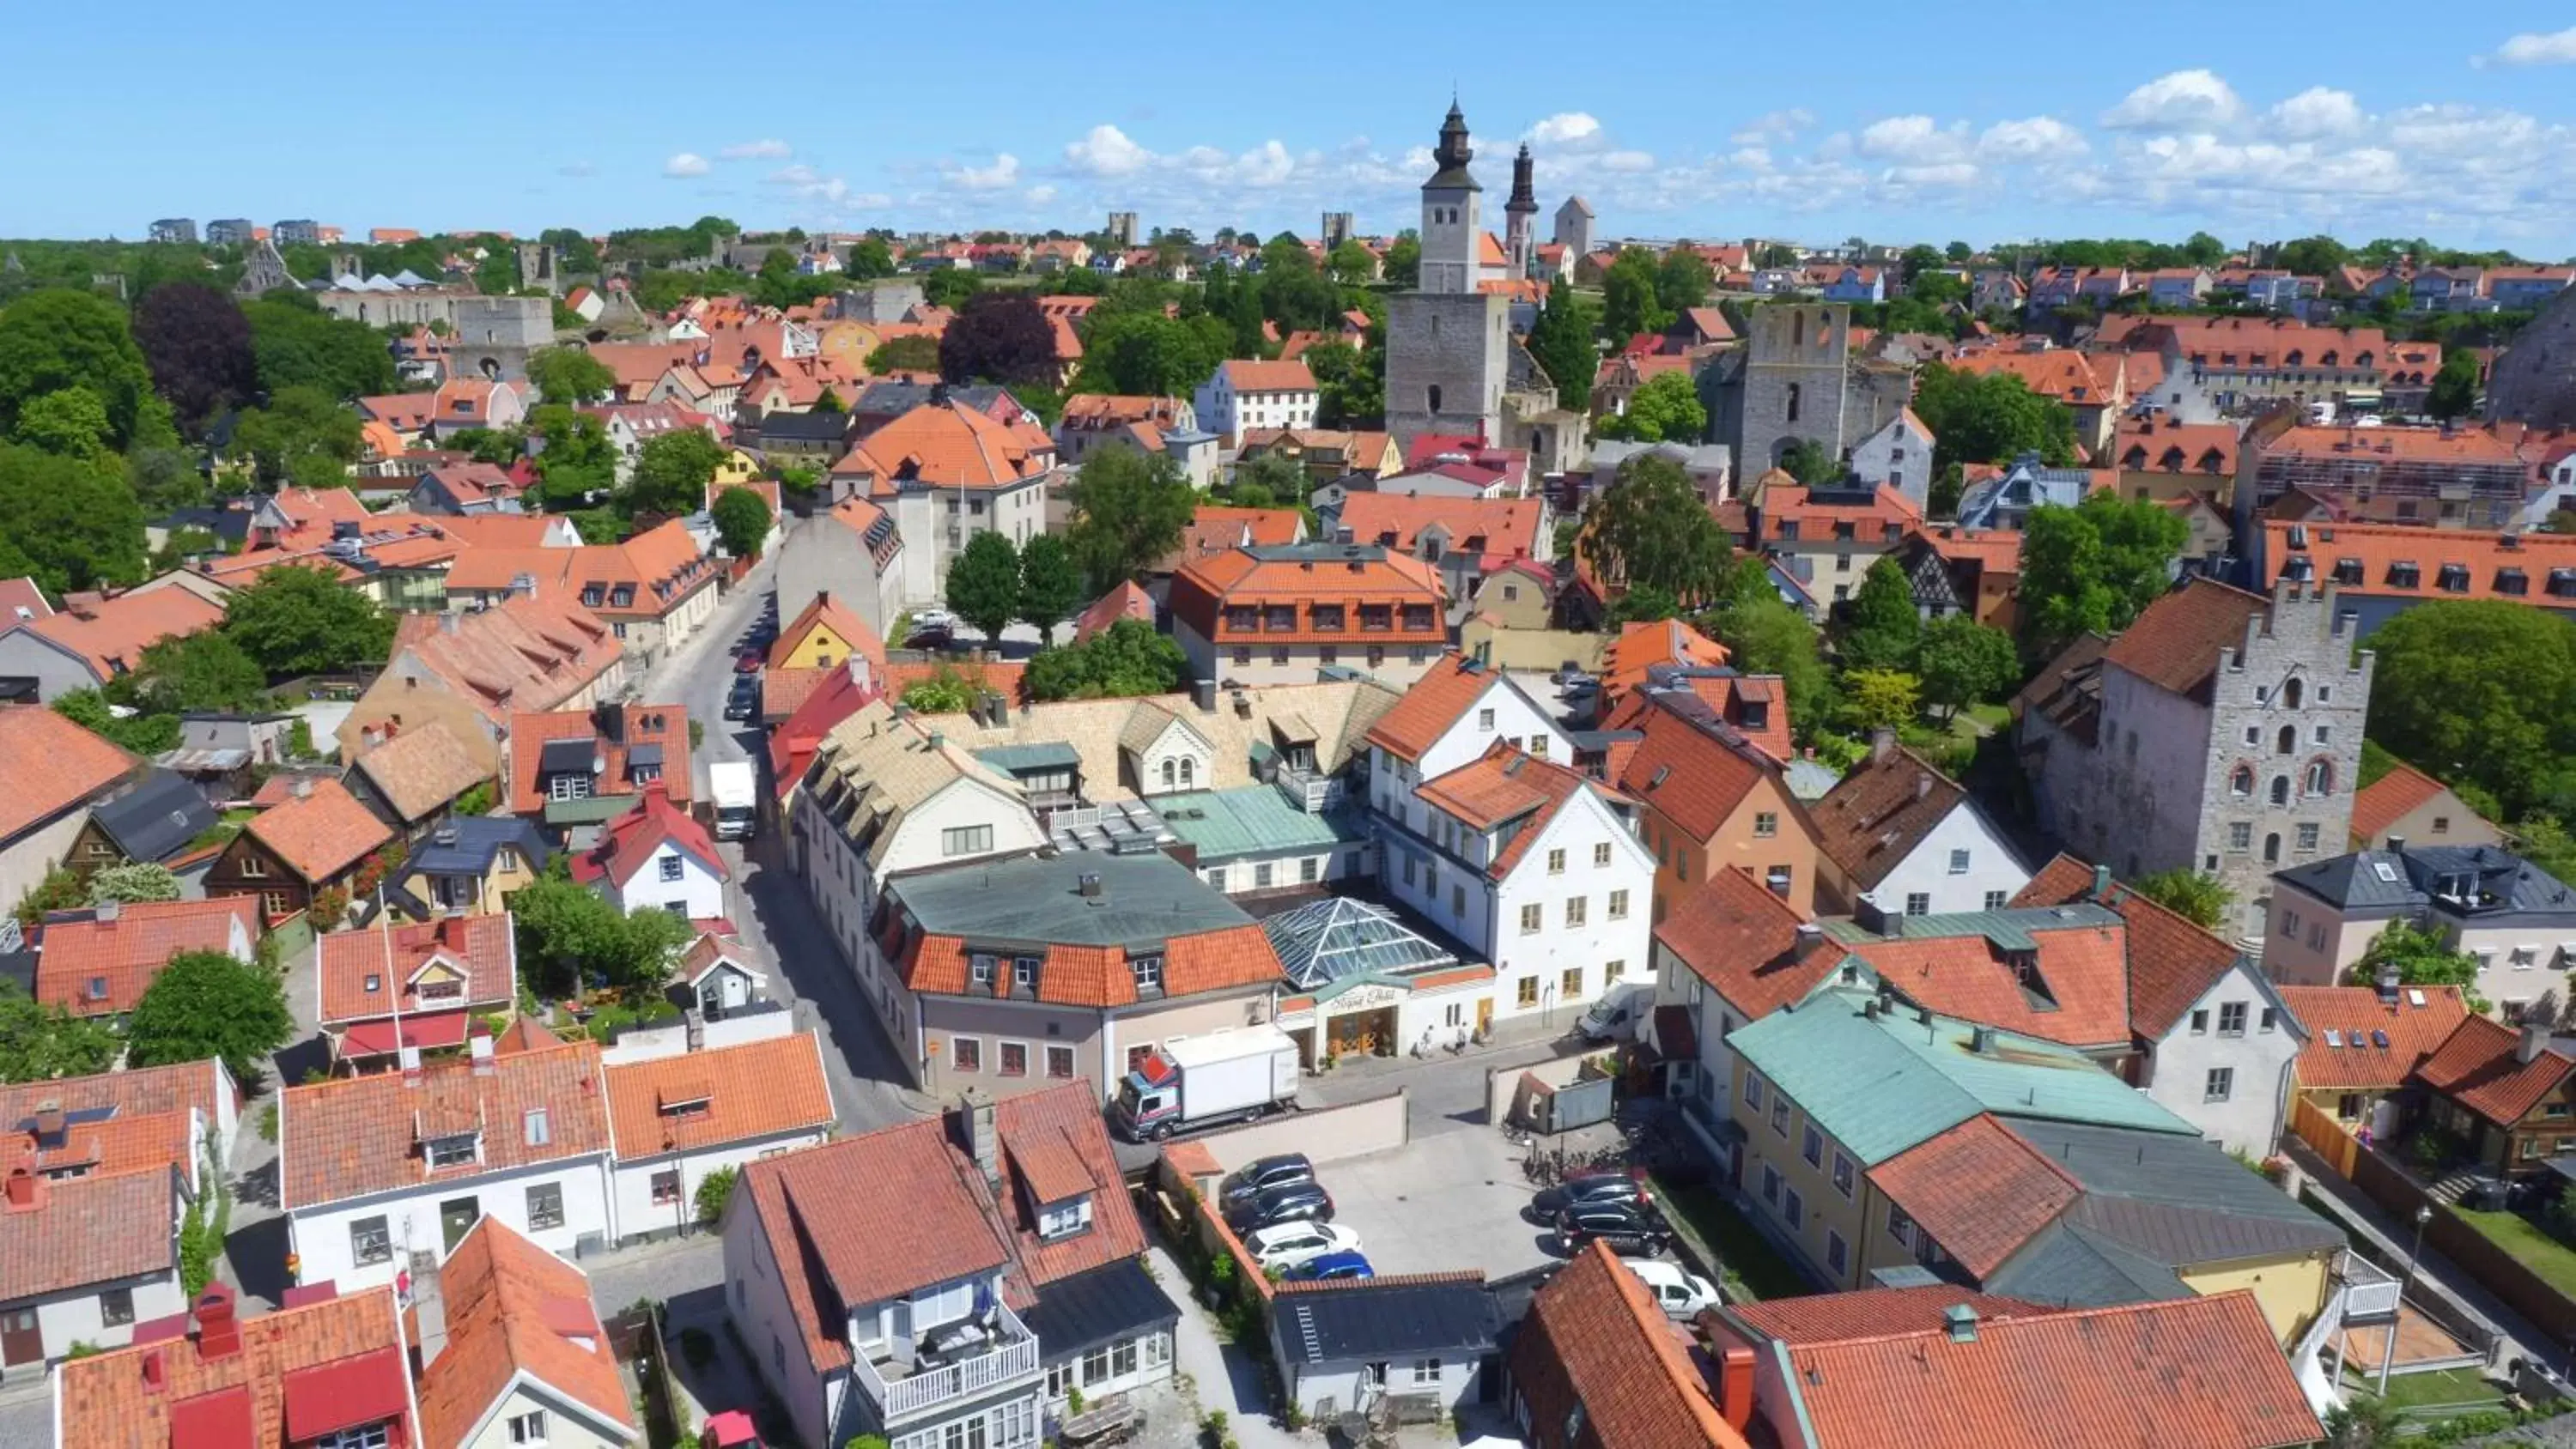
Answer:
1602 585 1683 627
866 334 943 374
222 563 397 676
1841 669 1920 731
1304 341 1381 430
2365 601 2576 818
0 981 118 1084
1911 363 2078 475
2426 349 2481 421
0 288 167 450
923 267 982 310
125 949 295 1084
2016 494 2188 658
1077 311 1230 397
945 530 1022 642
628 427 726 518
1601 248 1672 340
510 873 695 998
696 1163 740 1225
228 385 362 486
528 404 618 507
240 294 398 397
1062 444 1196 594
848 238 896 281
1525 285 1599 410
1710 593 1832 736
711 485 773 559
1025 620 1188 701
1837 557 1921 672
1579 453 1731 602
2276 236 2348 280
1016 534 1084 645
1227 452 1307 507
11 386 114 459
1599 370 1706 443
900 671 979 713
0 444 148 592
1915 615 2020 719
2353 921 2486 1009
1326 240 1378 286
2127 869 2233 931
1777 437 1842 487
525 346 617 405
52 689 180 755
88 863 181 906
940 294 1060 387
813 386 844 413
1655 248 1715 315
126 629 269 714
444 426 526 468
1381 234 1420 288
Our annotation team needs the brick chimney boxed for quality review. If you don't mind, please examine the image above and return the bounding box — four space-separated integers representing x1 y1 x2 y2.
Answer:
1716 1343 1756 1431
469 1030 495 1077
3 1166 44 1212
193 1286 243 1361
950 1088 1001 1194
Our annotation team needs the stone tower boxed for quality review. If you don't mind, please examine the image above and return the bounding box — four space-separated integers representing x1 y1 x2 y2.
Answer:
1504 145 1538 278
1739 303 1855 471
1321 212 1354 250
1385 103 1511 449
1552 196 1594 259
2487 284 2576 430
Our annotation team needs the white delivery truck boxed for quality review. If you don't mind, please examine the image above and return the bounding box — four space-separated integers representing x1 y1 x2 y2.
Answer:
1111 1025 1301 1142
709 760 758 841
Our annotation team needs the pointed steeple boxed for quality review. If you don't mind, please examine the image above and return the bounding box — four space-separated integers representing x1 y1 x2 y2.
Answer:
1428 105 1479 190
1507 143 1537 215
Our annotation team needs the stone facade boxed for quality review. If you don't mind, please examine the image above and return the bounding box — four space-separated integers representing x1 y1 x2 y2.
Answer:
2488 283 2576 430
1552 197 1593 258
1711 303 1912 472
1385 105 1510 450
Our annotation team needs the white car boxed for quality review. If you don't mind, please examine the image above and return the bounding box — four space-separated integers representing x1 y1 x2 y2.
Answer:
1628 1260 1719 1319
1246 1221 1362 1273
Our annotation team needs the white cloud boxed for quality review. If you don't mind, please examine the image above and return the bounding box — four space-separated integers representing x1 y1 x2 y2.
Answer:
1527 112 1604 149
1026 185 1060 204
2102 69 2244 130
2269 86 2365 139
556 161 597 178
946 153 1020 190
720 139 792 160
1066 124 1153 177
1978 116 2086 159
1731 109 1814 145
1884 161 1980 188
2482 25 2576 65
661 152 710 178
1600 150 1656 173
1232 141 1297 186
764 164 822 186
1857 115 1970 161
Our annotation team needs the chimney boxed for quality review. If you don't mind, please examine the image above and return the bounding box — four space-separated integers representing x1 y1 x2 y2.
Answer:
440 915 470 950
2090 863 2112 900
400 1044 424 1086
194 1286 243 1361
1913 772 1933 801
2386 835 2406 858
1943 1302 1979 1343
291 776 315 800
1868 727 1897 763
951 1090 1001 1193
3 1166 42 1212
1971 1026 1996 1055
1078 871 1103 900
2519 1024 2549 1065
469 1032 495 1076
2376 960 2402 1003
1717 1343 1757 1431
142 1348 165 1389
1794 922 1824 952
96 900 120 925
32 1104 65 1149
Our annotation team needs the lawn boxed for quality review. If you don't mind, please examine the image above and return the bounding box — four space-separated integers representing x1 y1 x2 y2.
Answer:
1650 1177 1815 1302
2452 1206 2576 1297
2344 1365 2506 1415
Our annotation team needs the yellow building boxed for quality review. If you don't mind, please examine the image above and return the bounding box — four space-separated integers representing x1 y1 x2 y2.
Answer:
767 590 886 674
386 815 550 919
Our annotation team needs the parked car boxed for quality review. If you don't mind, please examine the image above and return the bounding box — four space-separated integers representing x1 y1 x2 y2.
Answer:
1577 983 1655 1043
1219 1154 1315 1210
1247 1222 1362 1273
1537 1170 1646 1215
903 627 954 651
734 651 762 674
1283 1250 1372 1283
1628 1260 1719 1319
1555 1200 1668 1257
724 693 756 722
1225 1180 1334 1235
913 606 958 631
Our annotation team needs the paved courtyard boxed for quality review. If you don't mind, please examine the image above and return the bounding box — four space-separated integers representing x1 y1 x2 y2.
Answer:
1317 1129 1566 1281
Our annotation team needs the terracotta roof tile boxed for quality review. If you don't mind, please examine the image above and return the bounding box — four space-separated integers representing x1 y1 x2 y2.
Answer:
0 1167 175 1302
1336 494 1546 567
1073 581 1157 642
2099 578 2269 700
904 922 1279 1009
12 586 227 682
379 591 621 732
833 399 1056 488
1608 692 1774 841
1853 923 2134 1050
1808 744 1971 894
1416 744 1604 878
57 1288 416 1449
604 1033 832 1159
2011 854 2246 1040
349 719 486 823
1169 544 1445 646
245 777 395 884
1865 1116 2081 1277
2350 762 2451 844
35 897 256 1018
506 702 692 814
2281 985 2471 1090
1602 620 1729 710
0 704 134 842
279 1041 612 1209
1947 349 2120 406
1219 359 1317 394
1510 1241 1745 1449
1363 653 1504 761
1654 868 1830 1016
2261 520 2576 605
1729 1284 2050 1342
2416 1015 2576 1126
769 591 887 674
997 1084 1149 1285
416 1218 631 1447
317 913 516 1025
568 787 724 891
2113 415 2241 476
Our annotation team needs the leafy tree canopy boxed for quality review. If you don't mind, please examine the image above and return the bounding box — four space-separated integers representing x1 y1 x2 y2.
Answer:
2128 869 2233 931
1601 248 1672 340
1525 284 1600 411
1063 444 1196 595
131 282 258 435
627 427 726 518
2015 494 2189 659
1598 371 1706 444
125 950 295 1084
1025 619 1188 701
1836 556 1921 673
526 346 617 405
0 981 118 1084
1016 533 1085 646
866 334 943 375
711 485 772 559
0 288 170 451
940 292 1060 388
1911 363 2078 476
510 873 695 999
240 295 398 398
1915 615 2021 719
945 531 1022 642
0 442 148 592
222 562 398 677
1579 454 1731 603
2366 601 2576 819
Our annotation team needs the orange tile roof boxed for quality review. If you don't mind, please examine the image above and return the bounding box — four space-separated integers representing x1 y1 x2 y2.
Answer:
382 591 622 731
13 587 227 685
1060 394 1187 428
1749 1290 2322 1449
280 1041 611 1209
1335 494 1546 566
349 718 486 823
2113 415 2240 476
883 658 1028 710
318 913 516 1025
1654 867 1831 1016
904 922 1279 1009
1609 693 1772 842
243 777 393 885
769 591 887 674
36 896 256 1018
1911 524 2024 574
1729 1284 2050 1342
2010 852 2251 1040
569 785 723 891
506 702 691 814
832 399 1056 488
1073 580 1157 642
0 576 50 623
1181 506 1307 561
2100 578 2269 700
1219 359 1317 394
1948 349 2119 406
603 1032 832 1158
1169 544 1446 646
1858 921 2132 1049
2280 985 2470 1091
1510 1241 1745 1449
2350 761 2462 843
416 1219 633 1448
1754 482 1923 541
1416 744 1607 878
2416 1014 2576 1126
2158 317 2391 372
0 1166 175 1303
1865 1115 2081 1276
2263 520 2576 603
1363 653 1504 761
1602 619 1729 710
0 704 131 842
2265 423 2520 464
57 1287 416 1449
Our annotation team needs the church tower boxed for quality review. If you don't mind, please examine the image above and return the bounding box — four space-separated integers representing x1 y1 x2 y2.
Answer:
1419 103 1482 294
1504 144 1538 279
1384 102 1512 450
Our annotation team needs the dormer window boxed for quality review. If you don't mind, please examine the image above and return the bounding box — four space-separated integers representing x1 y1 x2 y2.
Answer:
970 954 997 987
581 585 605 607
1014 955 1041 991
1038 1195 1095 1240
610 585 636 609
2387 561 2421 589
425 1133 479 1169
1131 954 1165 993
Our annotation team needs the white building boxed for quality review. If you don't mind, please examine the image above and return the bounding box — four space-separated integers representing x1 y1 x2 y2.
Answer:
570 787 729 919
1811 737 2032 919
2137 953 2306 1155
602 1029 835 1245
1361 653 1576 829
1194 359 1318 443
416 1216 641 1448
1850 407 1935 511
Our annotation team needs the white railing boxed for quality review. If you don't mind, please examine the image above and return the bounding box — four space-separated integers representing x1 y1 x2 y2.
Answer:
1273 764 1340 814
852 1304 1041 1423
2342 1249 2403 1320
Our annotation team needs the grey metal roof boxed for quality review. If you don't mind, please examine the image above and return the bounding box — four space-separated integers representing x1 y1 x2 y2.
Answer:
89 769 217 864
2278 844 2576 925
891 852 1250 950
1157 788 1366 865
403 815 550 878
973 742 1082 774
759 410 854 441
1998 1116 2342 1271
1262 896 1458 991
1023 1259 1177 1360
627 743 665 769
1984 1220 2190 1310
1273 1280 1499 1367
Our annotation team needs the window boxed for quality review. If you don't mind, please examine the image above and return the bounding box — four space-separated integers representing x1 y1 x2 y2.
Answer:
314 1428 392 1449
2190 1009 2209 1035
1516 977 1538 1008
1145 1331 1170 1369
1905 893 1930 916
426 1135 477 1169
2269 775 2291 806
1040 1197 1095 1240
1083 1345 1111 1384
2228 822 2252 852
2259 1007 2278 1034
1000 1042 1029 1076
2263 832 2281 864
970 955 996 987
1947 848 1971 875
507 1411 550 1446
1783 1188 1805 1230
1450 884 1465 916
237 854 267 877
953 1037 982 1072
941 824 993 857
351 1216 392 1265
1744 1072 1765 1111
1983 890 2008 910
1562 967 1583 1001
1832 1151 1855 1198
1547 847 1565 875
2297 822 2321 852
1888 1204 1915 1246
1046 1046 1075 1080
651 1169 683 1205
2218 1002 2247 1037
1761 1164 1781 1203
1132 954 1164 991
1014 956 1040 990
1607 889 1631 921
1754 812 1778 839
1300 856 1319 884
2204 1068 2234 1103
2306 761 2334 796
1593 841 1612 866
658 855 685 884
526 1182 565 1230
1802 1125 1823 1167
1606 959 1626 985
1564 895 1587 927
1770 1095 1790 1137
1520 903 1541 934
1479 708 1498 732
1826 1229 1849 1276
1112 1337 1139 1377
100 1287 135 1326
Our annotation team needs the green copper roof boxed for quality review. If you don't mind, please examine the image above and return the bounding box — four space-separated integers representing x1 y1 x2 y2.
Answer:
1155 786 1367 864
543 794 641 827
1822 901 2123 954
892 851 1251 951
1729 988 2197 1167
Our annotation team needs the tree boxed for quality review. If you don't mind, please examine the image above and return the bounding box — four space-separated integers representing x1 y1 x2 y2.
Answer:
131 282 258 435
2017 494 2188 658
2128 869 2233 930
0 981 118 1084
1777 437 1842 487
813 386 844 413
2365 601 2576 818
1580 454 1732 603
1078 311 1229 397
525 346 617 405
945 531 1022 642
124 949 294 1084
2427 349 2481 421
0 288 167 450
12 387 113 459
52 689 179 755
848 238 896 281
528 404 618 507
1710 593 1832 736
1525 285 1600 410
1228 451 1307 508
128 446 207 514
1841 670 1920 731
711 485 773 560
1601 585 1683 627
939 292 1059 388
1837 557 1921 672
2276 236 2348 280
923 267 983 310
1915 615 2020 718
445 426 526 467
227 385 361 486
1024 620 1189 701
1655 248 1715 315
1381 234 1420 288
1304 341 1380 430
510 873 695 998
866 334 943 374
241 294 397 398
900 671 979 714
1326 240 1378 286
126 630 269 715
0 444 147 592
628 427 726 518
222 563 397 677
89 863 181 906
696 1163 739 1225
1911 363 2078 475
1062 444 1196 593
1016 534 1084 645
2353 921 2486 1009
1599 370 1706 443
1601 248 1671 340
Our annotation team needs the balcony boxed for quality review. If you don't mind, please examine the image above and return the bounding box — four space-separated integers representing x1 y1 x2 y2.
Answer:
1273 762 1343 814
851 1302 1041 1424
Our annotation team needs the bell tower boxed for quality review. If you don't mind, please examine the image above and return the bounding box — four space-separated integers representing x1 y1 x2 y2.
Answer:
1419 103 1482 295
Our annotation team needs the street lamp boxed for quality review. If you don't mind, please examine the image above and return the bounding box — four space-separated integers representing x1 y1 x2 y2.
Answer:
2380 1203 2435 1395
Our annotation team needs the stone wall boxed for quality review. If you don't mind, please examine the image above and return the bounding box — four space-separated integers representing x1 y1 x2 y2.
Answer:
1385 291 1509 450
1739 303 1853 471
2488 285 2576 429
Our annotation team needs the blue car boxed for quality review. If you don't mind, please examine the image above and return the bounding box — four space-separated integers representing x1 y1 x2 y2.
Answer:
1285 1251 1373 1283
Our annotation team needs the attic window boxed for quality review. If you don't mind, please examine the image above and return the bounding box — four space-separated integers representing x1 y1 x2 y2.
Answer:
2371 861 2400 884
2436 563 2471 593
2332 558 2364 585
2386 561 2421 589
425 1134 478 1169
1038 1196 1096 1240
1131 955 1165 992
970 954 996 986
581 585 605 607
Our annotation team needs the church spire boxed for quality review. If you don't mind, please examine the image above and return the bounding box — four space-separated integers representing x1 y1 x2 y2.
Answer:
1430 104 1477 188
1507 143 1537 215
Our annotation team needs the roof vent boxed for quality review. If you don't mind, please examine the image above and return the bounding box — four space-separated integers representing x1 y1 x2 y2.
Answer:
1078 871 1103 900
1943 1303 1978 1343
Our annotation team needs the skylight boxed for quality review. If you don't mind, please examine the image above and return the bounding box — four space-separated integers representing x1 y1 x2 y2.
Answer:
2324 1029 2343 1046
2372 861 2400 883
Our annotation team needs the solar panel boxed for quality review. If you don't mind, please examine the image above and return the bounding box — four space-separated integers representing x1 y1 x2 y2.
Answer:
2372 1030 2391 1048
2324 1029 2343 1046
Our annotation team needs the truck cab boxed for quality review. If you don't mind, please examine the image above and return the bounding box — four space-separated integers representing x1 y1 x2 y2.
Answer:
709 761 757 841
1112 1070 1180 1142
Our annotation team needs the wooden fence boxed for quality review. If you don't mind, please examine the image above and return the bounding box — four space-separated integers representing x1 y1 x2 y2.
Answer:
2293 1096 2361 1179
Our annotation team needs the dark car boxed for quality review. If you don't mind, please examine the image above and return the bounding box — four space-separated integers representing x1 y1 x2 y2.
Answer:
1218 1154 1314 1210
724 690 756 722
1555 1200 1668 1257
1282 1250 1372 1283
1538 1170 1646 1215
1225 1180 1334 1235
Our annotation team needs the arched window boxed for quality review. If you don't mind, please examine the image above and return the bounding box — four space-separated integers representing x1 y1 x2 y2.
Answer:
1180 756 1196 787
2231 766 2254 798
2263 832 2282 864
1427 384 1443 414
2306 760 2333 796
1786 382 1803 424
1161 758 1176 787
2282 677 2303 709
2276 724 2297 755
2270 775 2291 806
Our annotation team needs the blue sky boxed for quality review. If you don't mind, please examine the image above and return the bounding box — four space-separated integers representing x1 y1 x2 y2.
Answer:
10 2 2576 256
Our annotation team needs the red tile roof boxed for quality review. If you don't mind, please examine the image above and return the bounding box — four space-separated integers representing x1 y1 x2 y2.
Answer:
279 1041 612 1209
2281 985 2471 1091
1608 693 1777 842
380 591 621 732
243 777 395 885
0 1167 175 1303
2113 415 2241 476
2010 852 2250 1040
1415 743 1606 879
1602 619 1729 710
1947 349 2120 406
9 587 227 683
317 913 516 1026
903 922 1279 1009
2416 1015 2576 1126
1728 1284 2050 1342
768 662 879 797
1218 359 1317 394
1654 868 1831 1016
506 702 692 814
769 591 887 675
2100 578 2269 700
2261 520 2576 604
1858 921 2133 1050
1073 581 1157 642
1510 1241 1746 1449
996 1083 1150 1286
57 1287 416 1449
36 897 256 1018
1335 494 1546 567
1168 544 1445 647
1175 506 1306 567
416 1219 633 1448
603 1032 832 1159
831 399 1056 489
568 786 724 891
2349 762 2453 844
0 704 134 843
1362 653 1504 761
349 718 486 823
1865 1116 2081 1275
